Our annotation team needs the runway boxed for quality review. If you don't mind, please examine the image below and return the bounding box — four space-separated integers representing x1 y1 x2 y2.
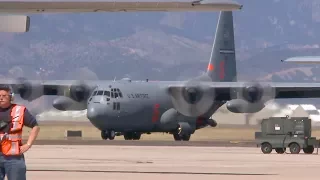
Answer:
25 144 320 180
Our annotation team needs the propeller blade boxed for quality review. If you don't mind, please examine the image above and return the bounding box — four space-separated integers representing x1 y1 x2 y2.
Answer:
168 79 215 117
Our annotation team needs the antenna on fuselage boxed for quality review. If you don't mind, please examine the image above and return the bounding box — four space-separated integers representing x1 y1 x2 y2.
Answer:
113 76 116 81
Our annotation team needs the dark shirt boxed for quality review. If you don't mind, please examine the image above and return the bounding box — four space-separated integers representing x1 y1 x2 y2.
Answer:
0 104 38 128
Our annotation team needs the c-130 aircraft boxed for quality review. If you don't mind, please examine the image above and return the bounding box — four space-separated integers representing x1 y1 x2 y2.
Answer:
4 11 320 141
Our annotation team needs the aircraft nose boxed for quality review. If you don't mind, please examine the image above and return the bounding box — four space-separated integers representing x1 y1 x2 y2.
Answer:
87 105 102 120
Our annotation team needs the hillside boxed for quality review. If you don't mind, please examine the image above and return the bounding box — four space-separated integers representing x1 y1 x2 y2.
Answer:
2 0 320 112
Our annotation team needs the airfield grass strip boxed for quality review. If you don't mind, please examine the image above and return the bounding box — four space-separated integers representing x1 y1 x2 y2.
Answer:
22 121 320 141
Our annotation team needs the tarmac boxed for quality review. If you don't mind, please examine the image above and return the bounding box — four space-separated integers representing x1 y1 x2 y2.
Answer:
33 139 256 147
22 140 320 180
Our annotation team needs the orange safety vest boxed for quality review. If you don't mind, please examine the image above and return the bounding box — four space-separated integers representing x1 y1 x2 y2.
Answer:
0 104 25 156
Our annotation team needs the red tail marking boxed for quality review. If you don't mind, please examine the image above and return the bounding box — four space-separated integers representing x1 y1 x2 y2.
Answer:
207 63 214 71
152 104 160 123
219 61 225 80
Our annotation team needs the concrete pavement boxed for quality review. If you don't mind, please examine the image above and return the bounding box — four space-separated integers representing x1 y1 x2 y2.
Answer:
24 145 320 180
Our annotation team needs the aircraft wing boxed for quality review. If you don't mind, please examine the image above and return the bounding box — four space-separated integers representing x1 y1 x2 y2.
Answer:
166 81 320 116
0 0 242 13
0 79 103 100
282 56 320 64
167 81 320 100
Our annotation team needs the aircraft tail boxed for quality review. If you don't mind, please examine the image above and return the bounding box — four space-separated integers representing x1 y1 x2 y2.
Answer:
206 11 237 82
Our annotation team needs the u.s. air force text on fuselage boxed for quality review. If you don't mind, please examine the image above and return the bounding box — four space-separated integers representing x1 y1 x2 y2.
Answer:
127 93 149 99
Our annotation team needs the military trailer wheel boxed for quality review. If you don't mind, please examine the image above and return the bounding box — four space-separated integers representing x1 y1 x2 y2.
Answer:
275 148 285 154
261 143 272 154
289 143 301 154
303 146 314 154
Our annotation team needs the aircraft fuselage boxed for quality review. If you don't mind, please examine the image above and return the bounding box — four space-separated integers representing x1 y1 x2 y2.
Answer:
86 80 220 134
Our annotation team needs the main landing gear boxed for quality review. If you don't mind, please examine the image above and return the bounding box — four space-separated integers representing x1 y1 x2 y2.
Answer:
173 132 191 141
172 123 192 141
124 132 141 140
101 130 115 140
172 127 191 141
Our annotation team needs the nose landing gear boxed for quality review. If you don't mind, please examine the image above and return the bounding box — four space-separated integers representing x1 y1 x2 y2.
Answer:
101 130 115 140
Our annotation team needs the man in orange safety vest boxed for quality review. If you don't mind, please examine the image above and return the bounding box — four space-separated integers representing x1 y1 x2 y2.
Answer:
0 85 40 180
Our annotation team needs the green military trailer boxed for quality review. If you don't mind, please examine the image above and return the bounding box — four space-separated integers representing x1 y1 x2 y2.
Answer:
255 116 319 154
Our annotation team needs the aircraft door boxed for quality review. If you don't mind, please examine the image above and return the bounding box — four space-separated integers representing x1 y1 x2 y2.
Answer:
112 102 120 113
111 88 124 115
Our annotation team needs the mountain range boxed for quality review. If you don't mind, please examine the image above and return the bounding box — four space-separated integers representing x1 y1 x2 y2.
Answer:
2 0 320 112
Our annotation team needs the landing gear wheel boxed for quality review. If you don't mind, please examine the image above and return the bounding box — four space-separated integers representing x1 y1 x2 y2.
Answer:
108 130 115 140
275 148 285 154
173 133 181 141
289 143 301 154
101 131 108 140
303 145 314 154
131 132 141 140
261 143 272 154
124 133 132 140
173 133 191 141
101 130 115 140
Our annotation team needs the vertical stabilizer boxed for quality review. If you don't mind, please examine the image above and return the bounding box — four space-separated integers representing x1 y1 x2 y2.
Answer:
206 11 237 82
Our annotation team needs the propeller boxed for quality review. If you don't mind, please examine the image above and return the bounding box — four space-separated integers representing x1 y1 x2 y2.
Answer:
64 68 99 102
11 77 44 102
226 81 277 113
8 67 99 114
168 78 215 117
52 68 99 111
66 80 92 102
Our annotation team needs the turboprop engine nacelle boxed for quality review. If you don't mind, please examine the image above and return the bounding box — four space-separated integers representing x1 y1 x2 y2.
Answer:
226 99 265 113
226 82 275 113
53 96 87 111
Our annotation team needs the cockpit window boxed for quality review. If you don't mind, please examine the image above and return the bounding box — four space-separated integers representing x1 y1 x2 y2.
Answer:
104 91 110 97
109 88 123 98
93 91 97 96
97 91 103 95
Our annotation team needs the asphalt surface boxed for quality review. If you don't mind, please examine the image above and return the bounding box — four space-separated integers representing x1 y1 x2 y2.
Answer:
33 139 257 147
